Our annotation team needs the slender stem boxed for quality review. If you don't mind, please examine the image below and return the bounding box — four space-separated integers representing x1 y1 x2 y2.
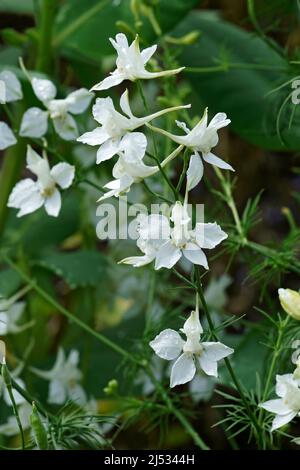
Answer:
5 256 209 449
195 267 261 438
213 167 245 242
257 317 289 445
2 366 25 449
146 366 210 450
137 80 160 161
53 0 110 47
0 107 26 238
36 0 57 73
142 181 173 204
11 377 50 419
146 152 179 201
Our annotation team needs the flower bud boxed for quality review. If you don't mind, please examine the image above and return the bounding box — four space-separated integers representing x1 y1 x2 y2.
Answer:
166 31 201 46
30 402 48 450
278 288 300 320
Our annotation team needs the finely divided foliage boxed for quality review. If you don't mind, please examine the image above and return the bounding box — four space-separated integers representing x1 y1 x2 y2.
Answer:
1 2 300 451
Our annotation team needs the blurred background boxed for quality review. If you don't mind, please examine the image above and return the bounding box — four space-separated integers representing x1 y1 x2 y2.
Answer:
0 0 300 450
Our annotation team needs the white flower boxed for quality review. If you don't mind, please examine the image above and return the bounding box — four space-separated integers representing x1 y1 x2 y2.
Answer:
19 77 93 140
0 299 32 335
0 70 22 150
150 308 233 387
120 201 227 270
149 108 233 189
0 402 31 437
32 348 86 405
260 374 300 431
8 145 75 217
78 89 189 164
90 33 184 91
0 70 23 102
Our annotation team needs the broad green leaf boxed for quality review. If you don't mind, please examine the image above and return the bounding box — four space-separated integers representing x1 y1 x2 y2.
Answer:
0 268 22 297
54 0 200 63
34 250 108 289
175 11 300 150
0 0 34 14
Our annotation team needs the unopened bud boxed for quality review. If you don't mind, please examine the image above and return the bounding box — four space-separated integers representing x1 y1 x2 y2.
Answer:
278 288 300 320
166 31 201 46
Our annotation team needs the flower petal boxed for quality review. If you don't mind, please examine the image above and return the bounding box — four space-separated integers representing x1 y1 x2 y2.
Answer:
52 113 78 140
150 329 184 360
186 152 203 191
170 353 196 388
0 70 23 102
198 342 233 377
96 138 121 164
8 179 44 217
44 188 61 217
65 88 93 114
183 243 208 269
271 411 297 431
51 162 75 189
259 399 292 415
48 379 66 405
120 89 134 118
0 122 17 150
195 222 228 249
141 45 157 64
77 127 109 146
155 241 182 270
32 77 57 102
19 107 48 138
119 132 147 161
202 152 234 171
90 73 124 92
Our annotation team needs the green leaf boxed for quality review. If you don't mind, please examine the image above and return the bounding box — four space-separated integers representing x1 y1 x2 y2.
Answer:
54 0 200 63
176 11 300 150
34 250 108 289
0 0 34 14
220 329 268 390
0 268 22 297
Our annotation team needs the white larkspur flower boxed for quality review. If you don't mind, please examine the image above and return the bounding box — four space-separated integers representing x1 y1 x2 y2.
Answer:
78 89 190 164
260 374 300 431
91 33 184 91
20 77 93 140
0 402 31 437
0 299 32 336
278 288 300 321
150 308 233 387
0 70 22 150
149 108 233 189
98 132 158 200
32 348 86 405
8 145 75 218
120 201 227 270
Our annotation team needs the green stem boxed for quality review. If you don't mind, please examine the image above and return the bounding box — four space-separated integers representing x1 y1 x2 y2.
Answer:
11 377 50 419
53 0 110 47
137 80 160 161
36 0 57 73
5 256 210 450
257 317 289 446
146 152 179 201
195 267 261 438
0 109 26 238
146 367 210 450
2 365 25 449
